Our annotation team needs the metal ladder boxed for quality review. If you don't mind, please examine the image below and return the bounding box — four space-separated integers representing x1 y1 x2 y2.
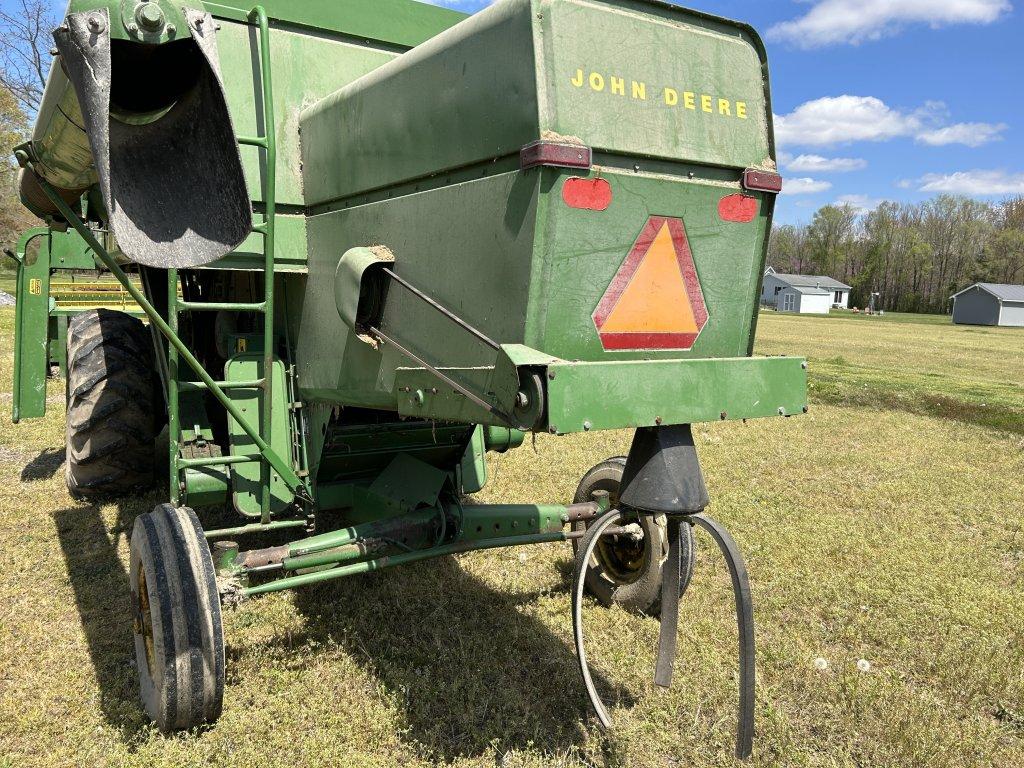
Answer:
20 6 311 525
168 6 286 524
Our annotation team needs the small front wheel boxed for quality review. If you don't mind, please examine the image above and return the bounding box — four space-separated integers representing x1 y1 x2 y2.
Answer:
572 457 695 615
130 504 225 732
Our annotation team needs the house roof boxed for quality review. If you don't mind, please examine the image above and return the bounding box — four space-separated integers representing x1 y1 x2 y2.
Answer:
950 283 1024 302
767 272 852 291
786 285 830 296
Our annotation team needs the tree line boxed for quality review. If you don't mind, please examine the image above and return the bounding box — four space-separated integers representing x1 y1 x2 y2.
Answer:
0 1 54 255
769 195 1024 314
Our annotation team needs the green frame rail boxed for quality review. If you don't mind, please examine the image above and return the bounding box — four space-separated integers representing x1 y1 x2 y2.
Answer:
10 227 51 423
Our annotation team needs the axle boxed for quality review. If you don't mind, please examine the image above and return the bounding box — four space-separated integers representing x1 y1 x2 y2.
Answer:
216 496 616 597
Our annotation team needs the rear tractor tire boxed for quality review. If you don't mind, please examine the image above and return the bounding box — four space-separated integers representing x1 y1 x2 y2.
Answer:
572 457 695 615
65 309 157 499
130 504 225 732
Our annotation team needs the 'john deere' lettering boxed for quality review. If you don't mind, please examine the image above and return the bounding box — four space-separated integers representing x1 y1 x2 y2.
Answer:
570 68 749 120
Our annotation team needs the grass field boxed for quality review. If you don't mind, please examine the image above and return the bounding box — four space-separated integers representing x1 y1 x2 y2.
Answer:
0 307 1022 768
757 309 1024 435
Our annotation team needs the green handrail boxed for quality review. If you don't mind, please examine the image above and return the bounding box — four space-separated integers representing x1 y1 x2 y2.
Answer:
248 5 277 524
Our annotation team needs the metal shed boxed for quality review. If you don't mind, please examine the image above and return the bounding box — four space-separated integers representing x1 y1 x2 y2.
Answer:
950 283 1024 327
777 285 832 314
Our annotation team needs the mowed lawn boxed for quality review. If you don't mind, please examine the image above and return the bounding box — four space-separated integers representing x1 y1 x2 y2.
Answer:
0 307 1022 768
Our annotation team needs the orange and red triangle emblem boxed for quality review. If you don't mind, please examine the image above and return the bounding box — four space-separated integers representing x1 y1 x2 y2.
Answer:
592 216 708 351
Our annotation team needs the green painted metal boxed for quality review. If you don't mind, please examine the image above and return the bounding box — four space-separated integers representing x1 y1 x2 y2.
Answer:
204 519 306 539
204 0 464 50
224 354 292 517
248 5 277 523
11 228 51 423
20 162 310 505
294 0 791 436
301 0 773 206
167 269 181 506
48 230 101 269
8 0 805 611
243 532 567 596
545 356 808 434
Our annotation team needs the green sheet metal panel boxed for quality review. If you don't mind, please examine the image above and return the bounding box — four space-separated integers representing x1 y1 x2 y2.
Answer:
300 0 773 206
11 229 52 423
528 166 771 361
300 1 539 206
214 21 399 208
545 356 807 434
204 0 466 50
224 354 293 517
541 0 772 169
296 171 539 405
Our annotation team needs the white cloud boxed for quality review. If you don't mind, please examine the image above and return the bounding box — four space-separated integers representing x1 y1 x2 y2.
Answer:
775 96 922 146
768 0 1011 48
916 170 1024 195
786 154 867 173
916 122 1007 146
835 194 888 212
774 95 1005 148
783 178 833 195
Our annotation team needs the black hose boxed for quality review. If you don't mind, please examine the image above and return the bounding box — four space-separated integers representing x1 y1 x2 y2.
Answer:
571 509 756 760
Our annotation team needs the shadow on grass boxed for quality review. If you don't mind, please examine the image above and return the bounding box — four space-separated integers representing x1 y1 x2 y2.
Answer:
52 499 153 739
810 368 1024 435
21 448 64 481
50 498 275 744
285 556 629 761
54 499 629 757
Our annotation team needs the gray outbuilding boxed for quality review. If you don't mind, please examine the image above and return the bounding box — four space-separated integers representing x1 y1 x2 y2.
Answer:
950 283 1024 327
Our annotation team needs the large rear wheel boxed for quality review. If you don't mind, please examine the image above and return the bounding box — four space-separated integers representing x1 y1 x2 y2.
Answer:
572 457 694 615
65 309 157 499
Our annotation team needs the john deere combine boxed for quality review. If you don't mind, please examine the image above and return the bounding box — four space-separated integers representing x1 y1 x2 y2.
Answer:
9 0 804 756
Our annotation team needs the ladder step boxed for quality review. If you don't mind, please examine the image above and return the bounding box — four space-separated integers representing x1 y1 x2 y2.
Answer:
177 300 267 312
179 454 262 469
178 378 265 392
237 135 269 148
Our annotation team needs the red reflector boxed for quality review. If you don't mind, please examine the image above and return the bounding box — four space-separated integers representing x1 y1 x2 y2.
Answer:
718 194 759 223
562 177 612 211
521 140 592 170
743 169 783 194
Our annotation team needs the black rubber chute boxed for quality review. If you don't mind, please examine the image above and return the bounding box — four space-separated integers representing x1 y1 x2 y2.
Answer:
618 424 710 515
53 8 251 268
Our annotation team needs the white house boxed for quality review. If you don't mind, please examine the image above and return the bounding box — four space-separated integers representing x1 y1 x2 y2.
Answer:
761 268 852 313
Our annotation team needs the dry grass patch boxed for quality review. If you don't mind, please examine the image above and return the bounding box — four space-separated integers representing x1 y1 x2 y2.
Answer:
755 311 1024 433
0 307 1022 767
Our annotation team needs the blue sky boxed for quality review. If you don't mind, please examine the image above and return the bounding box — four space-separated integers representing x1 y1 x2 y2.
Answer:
426 0 1023 225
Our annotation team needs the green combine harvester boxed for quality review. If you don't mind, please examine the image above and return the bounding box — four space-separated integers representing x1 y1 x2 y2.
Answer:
8 0 805 756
